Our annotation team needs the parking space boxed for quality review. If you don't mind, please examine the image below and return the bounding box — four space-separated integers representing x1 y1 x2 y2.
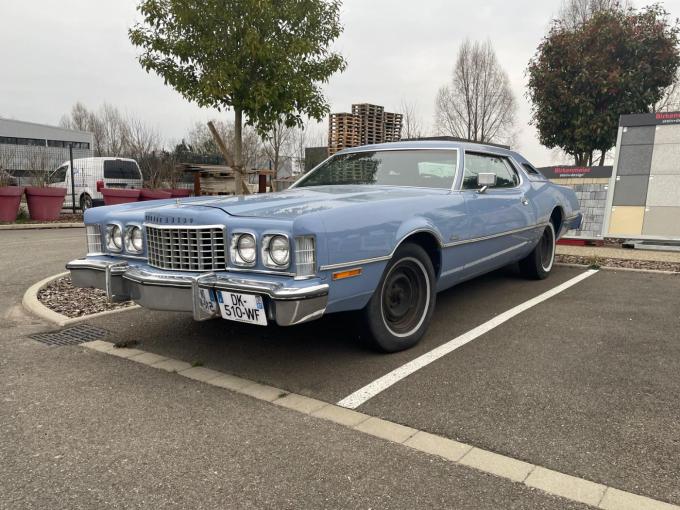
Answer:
87 264 680 506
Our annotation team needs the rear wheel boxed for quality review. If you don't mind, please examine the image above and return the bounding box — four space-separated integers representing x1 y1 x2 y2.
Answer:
80 193 93 211
519 222 556 280
361 243 436 353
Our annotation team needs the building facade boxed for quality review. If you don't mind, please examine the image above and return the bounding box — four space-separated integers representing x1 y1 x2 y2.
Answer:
0 118 93 184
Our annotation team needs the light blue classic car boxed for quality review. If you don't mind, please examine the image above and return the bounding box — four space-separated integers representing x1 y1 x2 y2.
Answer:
67 141 581 352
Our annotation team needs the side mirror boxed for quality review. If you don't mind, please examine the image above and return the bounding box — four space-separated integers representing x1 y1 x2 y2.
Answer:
477 172 496 194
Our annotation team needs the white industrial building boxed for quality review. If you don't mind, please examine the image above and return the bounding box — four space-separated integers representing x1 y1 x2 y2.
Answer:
0 118 93 184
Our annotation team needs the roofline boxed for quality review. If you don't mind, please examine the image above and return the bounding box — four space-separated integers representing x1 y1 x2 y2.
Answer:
0 117 92 136
402 136 510 150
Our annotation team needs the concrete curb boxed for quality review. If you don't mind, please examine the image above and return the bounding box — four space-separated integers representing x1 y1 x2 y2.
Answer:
82 340 680 510
0 222 84 230
555 262 679 275
22 272 139 327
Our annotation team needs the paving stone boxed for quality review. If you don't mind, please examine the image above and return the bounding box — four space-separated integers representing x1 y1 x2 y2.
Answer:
404 431 472 462
239 382 287 402
208 373 254 392
599 487 680 510
179 366 223 383
106 347 146 359
274 393 328 414
83 340 115 353
354 417 418 444
128 352 168 366
525 466 606 507
311 405 370 427
459 448 535 483
152 358 193 373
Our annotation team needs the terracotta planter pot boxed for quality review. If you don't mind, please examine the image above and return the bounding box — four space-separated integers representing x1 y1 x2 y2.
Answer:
102 188 141 206
140 189 172 201
0 186 24 222
25 187 67 221
170 188 192 198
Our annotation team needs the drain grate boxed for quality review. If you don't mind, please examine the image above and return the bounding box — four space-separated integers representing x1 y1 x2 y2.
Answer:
30 324 111 347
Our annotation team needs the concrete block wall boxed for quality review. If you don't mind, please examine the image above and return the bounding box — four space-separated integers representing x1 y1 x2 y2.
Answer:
549 178 610 238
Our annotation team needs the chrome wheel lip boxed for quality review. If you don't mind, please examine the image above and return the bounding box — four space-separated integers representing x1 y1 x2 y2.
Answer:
379 256 430 338
540 223 556 272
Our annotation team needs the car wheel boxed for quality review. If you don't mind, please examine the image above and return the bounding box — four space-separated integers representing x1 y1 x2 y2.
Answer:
80 194 93 211
519 221 556 280
361 243 436 353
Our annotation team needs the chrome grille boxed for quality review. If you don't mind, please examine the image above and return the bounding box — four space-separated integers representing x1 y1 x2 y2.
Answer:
145 225 226 271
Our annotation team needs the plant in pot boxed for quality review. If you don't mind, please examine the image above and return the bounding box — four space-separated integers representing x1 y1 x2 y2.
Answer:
0 159 23 222
24 151 67 221
139 152 172 201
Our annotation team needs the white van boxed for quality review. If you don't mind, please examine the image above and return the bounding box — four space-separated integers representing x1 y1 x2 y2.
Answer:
50 157 144 210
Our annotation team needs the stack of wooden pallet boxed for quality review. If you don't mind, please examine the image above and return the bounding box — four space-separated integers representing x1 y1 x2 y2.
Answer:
352 103 385 146
328 113 362 155
383 112 404 143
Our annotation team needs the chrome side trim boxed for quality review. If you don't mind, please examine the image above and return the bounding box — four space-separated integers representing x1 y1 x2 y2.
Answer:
320 255 391 272
441 223 548 248
319 223 547 271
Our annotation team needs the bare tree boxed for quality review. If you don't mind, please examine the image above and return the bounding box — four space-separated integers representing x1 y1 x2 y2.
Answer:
59 102 91 132
187 120 264 170
400 100 425 139
654 71 680 112
558 0 631 29
434 40 516 145
262 119 294 179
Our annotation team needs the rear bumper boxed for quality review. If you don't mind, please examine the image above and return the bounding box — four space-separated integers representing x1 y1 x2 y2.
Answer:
66 258 329 326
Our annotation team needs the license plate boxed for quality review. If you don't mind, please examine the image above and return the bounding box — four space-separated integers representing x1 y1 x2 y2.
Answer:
198 288 217 315
216 291 267 326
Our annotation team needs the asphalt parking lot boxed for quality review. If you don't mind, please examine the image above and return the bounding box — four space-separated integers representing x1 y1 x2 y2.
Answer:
3 229 680 509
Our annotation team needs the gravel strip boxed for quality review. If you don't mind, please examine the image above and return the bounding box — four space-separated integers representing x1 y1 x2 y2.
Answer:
37 276 133 318
556 254 680 273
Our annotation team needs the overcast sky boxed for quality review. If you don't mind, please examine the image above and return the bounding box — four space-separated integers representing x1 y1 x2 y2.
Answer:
2 0 678 165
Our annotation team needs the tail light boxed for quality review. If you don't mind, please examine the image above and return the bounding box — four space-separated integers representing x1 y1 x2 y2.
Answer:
96 180 104 192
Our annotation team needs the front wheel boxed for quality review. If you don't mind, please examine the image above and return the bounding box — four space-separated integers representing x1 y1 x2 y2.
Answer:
361 243 436 353
519 222 556 280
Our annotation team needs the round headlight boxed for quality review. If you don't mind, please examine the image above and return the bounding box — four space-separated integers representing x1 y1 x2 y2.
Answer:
107 224 122 251
269 235 290 266
125 226 143 253
237 234 256 264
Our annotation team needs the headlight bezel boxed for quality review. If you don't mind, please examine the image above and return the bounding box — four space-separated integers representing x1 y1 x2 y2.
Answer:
230 232 257 267
124 224 144 254
262 234 290 269
105 223 123 253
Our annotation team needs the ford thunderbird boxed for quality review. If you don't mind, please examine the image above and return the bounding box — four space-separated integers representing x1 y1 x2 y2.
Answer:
67 141 581 352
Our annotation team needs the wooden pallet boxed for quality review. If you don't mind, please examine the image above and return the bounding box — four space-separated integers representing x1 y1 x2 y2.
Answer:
329 113 362 154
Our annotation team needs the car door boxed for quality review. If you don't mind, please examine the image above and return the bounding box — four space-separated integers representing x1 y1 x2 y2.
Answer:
458 151 537 275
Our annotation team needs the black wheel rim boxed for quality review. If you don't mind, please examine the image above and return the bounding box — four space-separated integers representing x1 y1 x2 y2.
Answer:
381 259 428 336
540 225 555 271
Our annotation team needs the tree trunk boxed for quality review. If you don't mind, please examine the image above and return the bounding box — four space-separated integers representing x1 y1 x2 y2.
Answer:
598 150 606 166
234 108 243 195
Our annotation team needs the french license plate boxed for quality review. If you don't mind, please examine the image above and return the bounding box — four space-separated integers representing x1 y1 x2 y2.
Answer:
198 288 217 315
217 291 267 326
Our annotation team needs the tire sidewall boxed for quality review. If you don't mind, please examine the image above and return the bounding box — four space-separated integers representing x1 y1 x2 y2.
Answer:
80 194 92 211
363 243 436 352
535 222 556 278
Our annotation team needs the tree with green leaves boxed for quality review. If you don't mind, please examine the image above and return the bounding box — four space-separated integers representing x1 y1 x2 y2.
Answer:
129 0 346 181
527 5 680 165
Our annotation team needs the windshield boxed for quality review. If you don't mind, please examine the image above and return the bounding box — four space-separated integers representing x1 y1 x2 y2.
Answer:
296 149 458 189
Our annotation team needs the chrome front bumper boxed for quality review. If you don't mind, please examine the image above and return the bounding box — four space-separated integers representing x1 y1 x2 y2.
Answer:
66 258 329 326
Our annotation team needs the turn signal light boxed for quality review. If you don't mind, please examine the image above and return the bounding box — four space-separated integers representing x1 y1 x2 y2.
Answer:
332 268 362 281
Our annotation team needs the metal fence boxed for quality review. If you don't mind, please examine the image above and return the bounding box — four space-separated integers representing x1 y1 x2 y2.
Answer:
0 143 92 188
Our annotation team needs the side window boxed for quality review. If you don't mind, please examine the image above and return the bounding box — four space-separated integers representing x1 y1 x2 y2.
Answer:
522 163 543 177
462 153 520 190
51 165 68 183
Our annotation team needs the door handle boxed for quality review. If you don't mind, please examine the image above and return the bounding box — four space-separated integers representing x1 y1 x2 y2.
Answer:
520 196 529 206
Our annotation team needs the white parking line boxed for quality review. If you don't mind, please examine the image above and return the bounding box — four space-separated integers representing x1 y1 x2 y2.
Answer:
337 269 599 409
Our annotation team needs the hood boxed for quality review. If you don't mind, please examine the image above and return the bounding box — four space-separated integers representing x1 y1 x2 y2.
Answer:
201 185 447 219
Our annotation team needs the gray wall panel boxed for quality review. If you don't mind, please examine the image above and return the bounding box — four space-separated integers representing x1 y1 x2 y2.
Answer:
642 206 680 237
612 175 649 206
650 144 680 175
621 126 656 145
616 144 653 176
646 175 680 207
653 125 680 144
